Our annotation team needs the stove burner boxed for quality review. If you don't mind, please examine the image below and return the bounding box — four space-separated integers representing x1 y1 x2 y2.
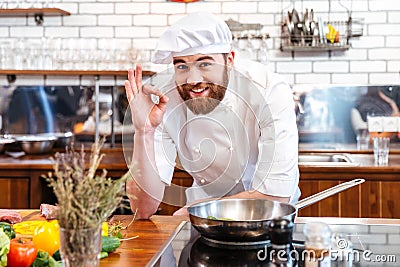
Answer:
187 236 273 267
200 236 271 250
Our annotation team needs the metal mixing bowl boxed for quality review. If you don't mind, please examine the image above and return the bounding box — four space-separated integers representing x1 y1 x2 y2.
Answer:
0 137 15 153
16 135 57 154
37 132 74 148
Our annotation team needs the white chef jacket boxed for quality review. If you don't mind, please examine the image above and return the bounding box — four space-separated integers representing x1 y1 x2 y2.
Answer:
151 59 300 204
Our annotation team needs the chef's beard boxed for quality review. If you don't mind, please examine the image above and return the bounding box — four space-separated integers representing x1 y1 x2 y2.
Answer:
177 66 230 115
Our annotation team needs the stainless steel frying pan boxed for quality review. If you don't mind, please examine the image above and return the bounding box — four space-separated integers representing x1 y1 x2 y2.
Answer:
188 178 365 244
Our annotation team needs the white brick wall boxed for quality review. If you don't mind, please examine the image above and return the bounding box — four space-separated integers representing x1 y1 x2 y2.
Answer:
0 0 398 86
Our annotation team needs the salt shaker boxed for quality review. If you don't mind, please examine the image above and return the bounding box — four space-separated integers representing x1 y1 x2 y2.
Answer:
303 221 332 267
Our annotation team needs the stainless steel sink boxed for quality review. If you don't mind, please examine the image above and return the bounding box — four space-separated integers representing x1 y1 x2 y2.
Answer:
298 153 359 166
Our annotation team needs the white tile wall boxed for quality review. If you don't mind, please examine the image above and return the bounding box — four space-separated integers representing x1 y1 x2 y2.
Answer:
388 61 400 72
350 60 386 72
79 3 114 14
63 15 97 26
313 61 349 73
0 0 397 86
115 3 150 14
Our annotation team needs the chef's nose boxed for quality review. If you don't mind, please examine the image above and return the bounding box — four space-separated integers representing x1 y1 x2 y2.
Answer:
186 68 203 85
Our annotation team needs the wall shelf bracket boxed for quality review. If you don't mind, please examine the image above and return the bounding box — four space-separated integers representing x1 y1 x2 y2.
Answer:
34 13 44 25
6 74 16 83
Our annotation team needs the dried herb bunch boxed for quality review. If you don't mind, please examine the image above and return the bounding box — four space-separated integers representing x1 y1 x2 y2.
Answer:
45 139 134 230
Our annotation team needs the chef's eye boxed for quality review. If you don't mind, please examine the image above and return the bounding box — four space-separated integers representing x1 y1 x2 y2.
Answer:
175 64 188 70
199 62 212 68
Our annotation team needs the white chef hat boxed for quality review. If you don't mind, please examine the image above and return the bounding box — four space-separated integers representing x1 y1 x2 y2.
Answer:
152 12 232 64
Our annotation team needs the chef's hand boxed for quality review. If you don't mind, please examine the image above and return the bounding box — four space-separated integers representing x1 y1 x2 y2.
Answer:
125 64 169 134
173 206 189 218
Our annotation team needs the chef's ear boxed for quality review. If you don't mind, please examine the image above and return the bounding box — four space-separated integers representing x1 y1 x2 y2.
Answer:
227 50 235 67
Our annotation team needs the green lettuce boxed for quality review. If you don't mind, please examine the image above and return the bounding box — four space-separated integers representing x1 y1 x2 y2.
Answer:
0 228 10 267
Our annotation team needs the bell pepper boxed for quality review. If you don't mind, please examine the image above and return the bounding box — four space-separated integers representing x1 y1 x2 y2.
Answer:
102 222 109 236
7 237 37 267
32 220 60 256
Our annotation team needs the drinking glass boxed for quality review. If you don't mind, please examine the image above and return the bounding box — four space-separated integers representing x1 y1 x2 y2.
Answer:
373 137 390 166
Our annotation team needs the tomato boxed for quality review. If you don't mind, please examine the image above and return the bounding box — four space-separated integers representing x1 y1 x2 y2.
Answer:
7 238 38 267
32 220 60 255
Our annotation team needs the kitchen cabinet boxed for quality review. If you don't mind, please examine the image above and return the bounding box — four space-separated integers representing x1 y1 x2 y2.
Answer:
0 169 53 209
0 146 129 209
298 153 400 218
298 180 400 218
0 176 29 209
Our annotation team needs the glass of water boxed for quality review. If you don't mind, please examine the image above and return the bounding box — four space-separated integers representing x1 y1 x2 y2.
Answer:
373 136 390 166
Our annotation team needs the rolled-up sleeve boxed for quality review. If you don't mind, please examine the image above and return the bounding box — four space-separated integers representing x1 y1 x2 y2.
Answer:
154 125 177 186
251 73 299 199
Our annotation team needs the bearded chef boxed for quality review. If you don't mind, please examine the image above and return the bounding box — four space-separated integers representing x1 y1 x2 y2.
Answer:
124 12 300 219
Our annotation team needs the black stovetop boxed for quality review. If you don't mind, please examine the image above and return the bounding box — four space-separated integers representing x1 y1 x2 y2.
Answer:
150 221 400 267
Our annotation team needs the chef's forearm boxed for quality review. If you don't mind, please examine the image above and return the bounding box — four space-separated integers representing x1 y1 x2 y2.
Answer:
128 131 165 218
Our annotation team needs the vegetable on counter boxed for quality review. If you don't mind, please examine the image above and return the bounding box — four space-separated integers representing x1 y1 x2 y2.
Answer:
7 238 37 267
101 236 121 253
0 223 15 240
0 229 10 267
207 215 234 221
31 250 61 267
13 221 45 236
32 221 60 256
52 235 121 261
102 222 109 236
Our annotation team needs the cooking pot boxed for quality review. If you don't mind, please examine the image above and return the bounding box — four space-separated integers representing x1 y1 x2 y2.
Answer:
188 178 365 244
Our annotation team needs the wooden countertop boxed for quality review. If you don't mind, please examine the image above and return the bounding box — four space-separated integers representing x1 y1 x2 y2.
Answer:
0 146 128 170
19 210 186 267
2 144 400 181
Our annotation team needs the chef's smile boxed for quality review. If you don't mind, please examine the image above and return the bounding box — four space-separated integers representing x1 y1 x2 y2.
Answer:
190 88 208 98
189 85 210 98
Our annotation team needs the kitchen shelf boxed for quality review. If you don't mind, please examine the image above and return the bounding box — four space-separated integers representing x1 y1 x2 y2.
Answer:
280 44 350 52
0 8 71 25
0 69 155 77
281 44 350 58
0 8 70 17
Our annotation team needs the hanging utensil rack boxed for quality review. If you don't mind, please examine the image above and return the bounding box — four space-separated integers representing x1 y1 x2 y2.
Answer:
279 0 364 58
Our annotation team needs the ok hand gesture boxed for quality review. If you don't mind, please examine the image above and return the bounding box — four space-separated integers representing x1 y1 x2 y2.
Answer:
124 64 169 134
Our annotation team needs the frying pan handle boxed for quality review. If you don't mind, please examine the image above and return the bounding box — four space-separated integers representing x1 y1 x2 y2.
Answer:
295 178 365 210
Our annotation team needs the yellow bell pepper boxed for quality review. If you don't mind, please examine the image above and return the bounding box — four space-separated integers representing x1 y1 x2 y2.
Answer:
13 220 45 235
326 23 338 43
32 220 60 255
102 222 109 236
